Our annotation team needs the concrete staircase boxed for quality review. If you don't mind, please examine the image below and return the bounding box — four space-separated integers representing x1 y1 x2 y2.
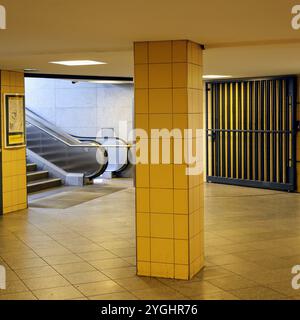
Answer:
27 162 62 193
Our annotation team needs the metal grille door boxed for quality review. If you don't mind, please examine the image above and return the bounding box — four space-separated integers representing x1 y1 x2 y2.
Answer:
206 76 297 191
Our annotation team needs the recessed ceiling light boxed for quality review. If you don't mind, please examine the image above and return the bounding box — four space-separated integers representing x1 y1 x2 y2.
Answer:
49 60 106 66
203 75 232 79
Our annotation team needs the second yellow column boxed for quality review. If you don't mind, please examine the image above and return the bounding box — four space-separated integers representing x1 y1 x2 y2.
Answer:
135 40 204 280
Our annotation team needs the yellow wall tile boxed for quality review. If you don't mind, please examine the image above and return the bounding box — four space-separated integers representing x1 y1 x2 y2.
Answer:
136 188 149 212
174 164 188 189
150 164 173 189
135 64 149 89
172 40 187 63
174 189 189 214
189 234 204 264
149 138 173 164
134 42 149 64
135 89 149 114
136 213 150 237
1 71 10 86
189 210 203 238
149 89 172 114
188 89 202 114
137 237 150 261
188 42 202 65
173 63 188 88
174 240 189 264
135 114 149 133
190 256 204 278
136 164 149 188
149 41 172 64
151 213 173 238
174 215 188 239
173 88 188 114
174 264 189 280
151 238 174 263
151 262 174 279
189 112 202 128
173 114 188 132
297 163 300 192
137 261 151 276
297 133 300 161
150 189 173 213
149 64 172 88
149 114 172 131
188 64 203 89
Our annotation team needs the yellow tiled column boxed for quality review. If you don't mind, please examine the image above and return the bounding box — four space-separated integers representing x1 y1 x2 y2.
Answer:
134 40 204 280
0 71 27 214
297 76 300 192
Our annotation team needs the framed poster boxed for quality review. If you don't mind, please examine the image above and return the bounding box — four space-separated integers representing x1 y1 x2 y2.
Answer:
4 94 26 148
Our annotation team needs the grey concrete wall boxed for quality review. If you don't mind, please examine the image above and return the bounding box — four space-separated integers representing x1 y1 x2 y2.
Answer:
25 78 134 140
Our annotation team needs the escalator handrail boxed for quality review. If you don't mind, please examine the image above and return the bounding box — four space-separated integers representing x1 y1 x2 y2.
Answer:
26 107 108 180
26 108 102 149
71 134 133 148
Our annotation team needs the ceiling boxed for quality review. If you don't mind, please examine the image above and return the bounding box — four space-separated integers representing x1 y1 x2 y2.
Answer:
1 0 300 78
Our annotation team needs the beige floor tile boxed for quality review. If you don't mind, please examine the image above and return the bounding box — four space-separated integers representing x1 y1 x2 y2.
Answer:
229 286 286 300
64 271 109 285
34 247 72 257
100 240 135 250
169 281 223 298
207 275 258 291
131 287 187 300
267 281 300 297
90 258 131 270
0 280 29 296
195 266 235 280
191 291 240 300
77 250 116 262
101 266 136 280
109 247 136 258
0 292 37 300
43 254 83 265
116 277 165 291
206 254 248 266
33 285 84 300
8 257 48 270
23 275 70 291
52 262 96 275
89 292 137 300
75 280 126 297
15 265 59 280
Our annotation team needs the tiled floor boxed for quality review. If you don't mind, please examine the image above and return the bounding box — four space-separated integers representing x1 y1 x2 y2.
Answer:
1 179 300 300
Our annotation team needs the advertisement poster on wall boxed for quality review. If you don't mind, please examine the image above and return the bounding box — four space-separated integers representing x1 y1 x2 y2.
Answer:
4 94 26 148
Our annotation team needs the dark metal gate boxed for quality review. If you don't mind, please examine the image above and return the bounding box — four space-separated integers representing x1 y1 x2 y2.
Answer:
205 76 297 191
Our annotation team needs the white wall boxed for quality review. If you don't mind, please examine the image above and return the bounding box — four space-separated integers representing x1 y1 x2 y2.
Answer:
25 78 134 140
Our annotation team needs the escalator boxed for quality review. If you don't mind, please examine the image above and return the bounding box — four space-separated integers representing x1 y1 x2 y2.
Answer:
72 132 132 175
26 108 108 192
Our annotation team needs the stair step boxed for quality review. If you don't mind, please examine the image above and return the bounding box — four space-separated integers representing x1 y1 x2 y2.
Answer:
26 163 37 172
27 178 62 194
27 170 49 182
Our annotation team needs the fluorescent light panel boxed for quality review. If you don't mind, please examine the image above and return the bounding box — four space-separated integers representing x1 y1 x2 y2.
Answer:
88 80 133 84
50 60 106 66
203 75 232 79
